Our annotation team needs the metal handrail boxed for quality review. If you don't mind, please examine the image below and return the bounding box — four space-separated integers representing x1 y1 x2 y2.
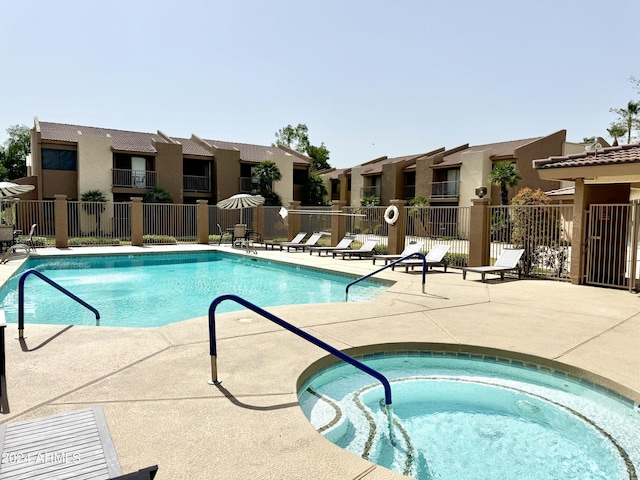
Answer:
18 269 100 338
345 252 427 301
207 294 395 439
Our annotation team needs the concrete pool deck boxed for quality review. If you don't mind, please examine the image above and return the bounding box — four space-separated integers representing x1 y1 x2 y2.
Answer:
1 244 640 479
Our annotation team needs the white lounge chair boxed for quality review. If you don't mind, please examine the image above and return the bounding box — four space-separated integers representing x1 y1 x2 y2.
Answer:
461 248 525 282
332 239 379 260
394 244 451 272
309 235 355 256
284 232 324 252
265 232 307 250
372 241 424 265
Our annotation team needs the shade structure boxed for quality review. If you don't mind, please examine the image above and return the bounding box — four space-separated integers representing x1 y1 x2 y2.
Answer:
217 194 265 210
0 182 34 198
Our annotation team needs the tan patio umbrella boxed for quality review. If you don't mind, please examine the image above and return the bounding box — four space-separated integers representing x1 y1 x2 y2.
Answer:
0 182 35 198
0 183 35 226
217 193 265 223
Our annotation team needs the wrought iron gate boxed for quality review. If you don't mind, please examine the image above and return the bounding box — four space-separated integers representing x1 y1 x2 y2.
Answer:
585 203 640 290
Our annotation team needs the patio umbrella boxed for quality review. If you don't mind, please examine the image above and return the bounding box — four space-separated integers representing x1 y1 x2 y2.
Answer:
0 182 34 198
217 193 265 223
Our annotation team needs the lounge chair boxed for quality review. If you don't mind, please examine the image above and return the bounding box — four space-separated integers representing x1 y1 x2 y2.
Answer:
265 232 307 251
309 235 355 256
0 406 158 479
372 241 424 265
393 244 451 272
332 239 379 259
284 232 324 252
461 248 525 282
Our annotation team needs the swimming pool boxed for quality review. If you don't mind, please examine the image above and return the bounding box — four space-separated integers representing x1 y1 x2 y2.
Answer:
298 350 640 480
0 252 389 328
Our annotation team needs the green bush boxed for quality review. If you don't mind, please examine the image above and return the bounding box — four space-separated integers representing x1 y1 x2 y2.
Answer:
143 234 177 245
16 235 47 247
68 237 121 246
444 252 468 268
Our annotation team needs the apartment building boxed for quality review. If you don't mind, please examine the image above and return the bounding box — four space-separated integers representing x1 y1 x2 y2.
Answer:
324 130 569 207
28 118 311 205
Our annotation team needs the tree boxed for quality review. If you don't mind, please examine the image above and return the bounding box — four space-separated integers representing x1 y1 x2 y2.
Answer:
607 123 627 146
610 100 639 144
273 123 331 171
273 124 310 153
144 186 173 203
304 173 328 205
488 161 521 205
583 136 596 143
252 160 282 206
80 189 107 236
0 124 30 180
306 143 331 171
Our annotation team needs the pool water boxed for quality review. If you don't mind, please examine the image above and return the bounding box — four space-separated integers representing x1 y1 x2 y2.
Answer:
0 252 389 328
298 352 640 480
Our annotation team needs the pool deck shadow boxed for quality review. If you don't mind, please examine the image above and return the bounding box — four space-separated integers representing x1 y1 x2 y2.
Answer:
1 245 640 479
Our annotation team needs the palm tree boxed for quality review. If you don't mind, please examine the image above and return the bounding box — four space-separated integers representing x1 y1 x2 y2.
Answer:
610 101 639 144
304 173 328 205
488 161 521 205
143 186 173 203
80 190 107 235
607 123 627 147
253 160 282 205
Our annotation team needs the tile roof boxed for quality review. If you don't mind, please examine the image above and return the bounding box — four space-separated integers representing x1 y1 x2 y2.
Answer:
39 121 166 154
533 143 640 170
360 153 430 175
435 137 542 167
201 139 309 165
170 137 213 157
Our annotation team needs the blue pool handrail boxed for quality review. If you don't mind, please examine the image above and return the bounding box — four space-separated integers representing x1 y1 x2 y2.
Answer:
345 252 427 301
18 269 101 338
208 294 393 407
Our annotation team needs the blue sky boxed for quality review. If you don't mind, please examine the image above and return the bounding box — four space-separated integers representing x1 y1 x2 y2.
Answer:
1 0 639 168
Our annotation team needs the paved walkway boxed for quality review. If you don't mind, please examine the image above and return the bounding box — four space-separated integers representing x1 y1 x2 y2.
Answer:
1 245 639 479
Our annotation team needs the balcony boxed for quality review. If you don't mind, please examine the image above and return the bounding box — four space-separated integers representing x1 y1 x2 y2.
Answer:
240 177 259 194
183 175 211 192
431 180 460 198
112 169 157 189
404 185 415 200
361 185 381 199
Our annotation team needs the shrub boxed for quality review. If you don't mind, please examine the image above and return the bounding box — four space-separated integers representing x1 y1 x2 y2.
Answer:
444 252 468 268
68 237 120 246
143 234 177 244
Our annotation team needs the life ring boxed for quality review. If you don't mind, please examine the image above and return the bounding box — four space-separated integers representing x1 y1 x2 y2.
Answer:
384 205 399 225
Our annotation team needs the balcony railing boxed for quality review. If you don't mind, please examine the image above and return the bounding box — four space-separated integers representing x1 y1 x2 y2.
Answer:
183 175 211 192
112 169 157 189
240 177 259 194
361 185 381 199
431 180 460 198
404 185 415 200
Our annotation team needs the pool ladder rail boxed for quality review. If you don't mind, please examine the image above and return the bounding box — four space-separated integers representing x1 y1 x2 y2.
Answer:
17 269 101 339
207 294 396 442
345 252 427 301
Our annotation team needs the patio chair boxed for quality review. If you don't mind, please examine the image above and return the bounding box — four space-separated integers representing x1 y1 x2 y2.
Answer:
309 235 356 256
216 223 232 245
372 241 424 265
284 232 324 252
461 248 525 282
0 406 158 479
265 232 307 251
332 239 379 260
394 244 451 272
232 224 247 247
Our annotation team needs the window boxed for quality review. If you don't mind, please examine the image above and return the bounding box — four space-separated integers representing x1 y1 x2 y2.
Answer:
42 149 77 170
